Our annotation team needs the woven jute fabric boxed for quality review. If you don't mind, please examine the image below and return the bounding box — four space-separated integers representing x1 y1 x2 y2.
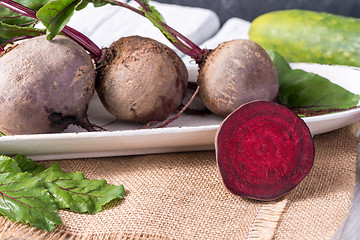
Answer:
0 124 358 240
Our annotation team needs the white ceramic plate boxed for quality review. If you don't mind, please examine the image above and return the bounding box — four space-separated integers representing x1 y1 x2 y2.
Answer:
1 64 359 161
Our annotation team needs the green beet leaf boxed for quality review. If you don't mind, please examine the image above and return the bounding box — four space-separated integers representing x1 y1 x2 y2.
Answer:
139 0 179 44
36 0 112 40
13 155 46 174
36 0 82 40
34 162 125 214
0 0 51 26
0 0 50 47
0 154 125 231
0 155 22 173
267 49 291 76
83 0 110 9
0 172 62 231
0 22 45 40
268 50 360 111
1 0 114 45
0 156 61 231
75 0 112 11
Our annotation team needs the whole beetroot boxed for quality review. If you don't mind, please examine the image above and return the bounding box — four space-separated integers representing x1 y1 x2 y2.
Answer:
96 35 188 123
198 39 279 117
0 35 95 135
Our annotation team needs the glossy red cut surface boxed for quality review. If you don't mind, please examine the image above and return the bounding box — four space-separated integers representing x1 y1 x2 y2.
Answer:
215 101 315 201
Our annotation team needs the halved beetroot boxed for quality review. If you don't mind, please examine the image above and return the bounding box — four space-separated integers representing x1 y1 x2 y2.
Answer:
215 100 315 201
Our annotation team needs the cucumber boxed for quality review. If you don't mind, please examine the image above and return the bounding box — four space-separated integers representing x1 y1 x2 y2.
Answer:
249 10 360 67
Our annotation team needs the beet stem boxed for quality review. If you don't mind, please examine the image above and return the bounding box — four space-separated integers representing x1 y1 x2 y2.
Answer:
133 0 149 12
160 22 203 54
62 26 102 59
107 0 206 63
171 41 197 59
0 0 102 59
140 120 162 129
134 0 205 61
76 114 107 132
106 0 145 16
1 35 38 45
18 19 39 27
156 86 200 128
0 0 36 17
140 86 200 129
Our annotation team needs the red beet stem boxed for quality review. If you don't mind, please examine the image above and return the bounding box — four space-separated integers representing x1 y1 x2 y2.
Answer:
106 0 145 15
215 100 315 201
62 26 102 59
108 0 207 63
0 0 102 59
0 0 36 17
156 86 200 128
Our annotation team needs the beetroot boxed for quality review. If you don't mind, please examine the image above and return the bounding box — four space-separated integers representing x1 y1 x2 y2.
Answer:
96 36 188 123
215 101 315 201
0 35 96 135
197 39 279 117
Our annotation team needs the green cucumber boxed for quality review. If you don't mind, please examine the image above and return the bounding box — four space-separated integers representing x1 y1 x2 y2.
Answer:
249 10 360 67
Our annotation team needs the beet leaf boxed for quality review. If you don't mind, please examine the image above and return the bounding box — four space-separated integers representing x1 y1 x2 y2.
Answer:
0 22 44 40
0 155 125 231
0 155 22 173
0 156 62 231
36 0 81 40
34 162 125 214
0 0 102 57
268 50 360 111
81 0 109 9
131 0 204 61
13 155 46 174
0 0 51 26
0 0 49 47
34 0 136 40
136 0 177 44
35 0 113 40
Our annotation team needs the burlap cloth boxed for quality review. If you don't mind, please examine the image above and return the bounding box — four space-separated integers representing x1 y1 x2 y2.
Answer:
1 123 359 240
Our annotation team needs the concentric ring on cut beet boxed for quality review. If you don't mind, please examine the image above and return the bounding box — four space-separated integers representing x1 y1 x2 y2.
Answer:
215 100 315 201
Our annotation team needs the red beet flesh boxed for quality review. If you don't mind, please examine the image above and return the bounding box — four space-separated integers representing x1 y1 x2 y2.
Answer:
215 101 315 201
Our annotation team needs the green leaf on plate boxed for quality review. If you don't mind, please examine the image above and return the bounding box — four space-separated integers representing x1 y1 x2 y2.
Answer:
36 0 82 40
34 162 125 214
0 156 62 231
268 50 360 111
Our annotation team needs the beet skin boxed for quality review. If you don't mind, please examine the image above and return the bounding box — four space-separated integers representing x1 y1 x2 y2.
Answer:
96 36 188 123
215 100 315 201
198 39 279 117
0 36 95 135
